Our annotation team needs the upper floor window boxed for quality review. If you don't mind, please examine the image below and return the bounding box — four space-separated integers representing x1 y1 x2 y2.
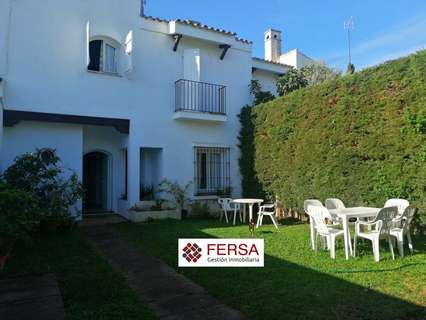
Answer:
88 38 119 73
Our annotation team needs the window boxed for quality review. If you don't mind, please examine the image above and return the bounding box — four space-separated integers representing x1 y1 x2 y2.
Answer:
194 147 230 195
88 39 118 73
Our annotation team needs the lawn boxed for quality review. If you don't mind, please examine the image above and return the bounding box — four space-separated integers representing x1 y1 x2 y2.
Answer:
115 218 426 320
0 230 156 320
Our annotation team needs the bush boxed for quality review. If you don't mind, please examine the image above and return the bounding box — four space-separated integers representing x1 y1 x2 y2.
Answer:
1 149 84 225
276 67 308 96
241 50 426 233
0 183 40 243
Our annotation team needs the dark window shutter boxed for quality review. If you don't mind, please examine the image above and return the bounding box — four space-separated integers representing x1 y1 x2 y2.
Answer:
88 40 102 71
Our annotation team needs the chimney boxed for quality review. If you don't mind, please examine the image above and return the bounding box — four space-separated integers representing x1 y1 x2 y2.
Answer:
264 28 282 63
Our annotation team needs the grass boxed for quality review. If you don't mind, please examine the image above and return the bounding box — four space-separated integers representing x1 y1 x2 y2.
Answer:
0 230 156 320
115 218 426 320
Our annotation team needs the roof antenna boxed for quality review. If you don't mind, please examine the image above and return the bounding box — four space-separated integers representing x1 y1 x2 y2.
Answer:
344 16 355 73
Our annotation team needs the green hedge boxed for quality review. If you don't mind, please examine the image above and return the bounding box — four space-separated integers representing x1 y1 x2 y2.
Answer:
246 50 426 231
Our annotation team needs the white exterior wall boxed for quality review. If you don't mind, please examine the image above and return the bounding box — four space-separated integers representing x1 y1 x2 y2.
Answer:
280 49 315 69
1 0 256 213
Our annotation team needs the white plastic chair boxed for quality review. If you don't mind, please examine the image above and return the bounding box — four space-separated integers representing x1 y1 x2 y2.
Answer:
390 206 417 256
304 199 323 250
325 198 353 254
256 203 279 229
231 201 242 225
307 205 344 259
384 199 409 217
354 206 397 262
218 198 242 225
325 198 345 222
217 198 233 223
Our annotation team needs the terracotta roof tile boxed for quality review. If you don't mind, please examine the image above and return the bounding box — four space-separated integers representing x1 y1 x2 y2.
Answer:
143 16 252 44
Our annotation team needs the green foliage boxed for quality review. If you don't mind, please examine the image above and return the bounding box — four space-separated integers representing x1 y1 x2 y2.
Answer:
0 183 39 246
301 63 341 86
157 180 192 209
237 106 265 198
245 50 426 232
276 67 308 96
420 145 426 162
249 80 275 105
190 202 210 218
1 149 84 224
405 110 426 134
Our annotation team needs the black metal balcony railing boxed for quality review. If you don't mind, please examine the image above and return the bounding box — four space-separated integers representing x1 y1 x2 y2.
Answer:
175 79 226 115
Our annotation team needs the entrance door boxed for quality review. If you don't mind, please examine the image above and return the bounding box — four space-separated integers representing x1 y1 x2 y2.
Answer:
83 152 109 213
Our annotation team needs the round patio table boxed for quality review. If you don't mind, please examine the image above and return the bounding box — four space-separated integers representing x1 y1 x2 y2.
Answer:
232 198 264 223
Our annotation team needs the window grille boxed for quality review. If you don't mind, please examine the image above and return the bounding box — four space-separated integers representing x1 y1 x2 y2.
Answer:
194 147 230 195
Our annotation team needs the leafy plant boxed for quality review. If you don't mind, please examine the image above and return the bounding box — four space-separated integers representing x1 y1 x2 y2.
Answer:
276 67 308 96
300 63 341 86
249 80 275 105
157 180 192 210
1 149 84 226
0 182 40 270
237 106 266 198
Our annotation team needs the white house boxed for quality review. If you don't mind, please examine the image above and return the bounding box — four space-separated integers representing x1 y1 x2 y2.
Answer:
0 0 313 219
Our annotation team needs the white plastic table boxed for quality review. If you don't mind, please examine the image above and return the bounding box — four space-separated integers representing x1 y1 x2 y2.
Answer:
233 199 264 223
329 207 380 260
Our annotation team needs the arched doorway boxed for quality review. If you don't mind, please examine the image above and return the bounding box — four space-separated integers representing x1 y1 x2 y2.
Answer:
83 151 110 213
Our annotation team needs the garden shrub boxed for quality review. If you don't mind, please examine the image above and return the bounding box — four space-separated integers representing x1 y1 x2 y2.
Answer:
1 149 84 225
242 50 426 232
0 182 39 242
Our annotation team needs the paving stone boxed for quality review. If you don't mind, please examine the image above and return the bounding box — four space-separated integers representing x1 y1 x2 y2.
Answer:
0 274 65 320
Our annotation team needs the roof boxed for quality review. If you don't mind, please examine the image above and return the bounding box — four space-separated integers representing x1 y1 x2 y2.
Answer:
144 15 252 44
252 57 291 68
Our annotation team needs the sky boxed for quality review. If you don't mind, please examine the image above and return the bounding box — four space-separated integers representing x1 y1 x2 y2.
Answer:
144 0 426 71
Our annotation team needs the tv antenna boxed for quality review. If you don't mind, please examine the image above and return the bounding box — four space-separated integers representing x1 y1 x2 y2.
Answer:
344 17 354 65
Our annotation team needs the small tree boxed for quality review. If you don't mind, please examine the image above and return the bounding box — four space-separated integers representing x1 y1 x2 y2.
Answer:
249 80 275 105
1 149 84 225
276 67 308 96
301 63 341 86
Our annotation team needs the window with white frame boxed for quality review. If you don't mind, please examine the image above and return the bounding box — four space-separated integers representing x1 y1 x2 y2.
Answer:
194 147 230 195
88 38 118 73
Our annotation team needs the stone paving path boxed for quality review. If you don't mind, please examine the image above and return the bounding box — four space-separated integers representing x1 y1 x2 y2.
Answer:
83 225 245 320
0 274 65 320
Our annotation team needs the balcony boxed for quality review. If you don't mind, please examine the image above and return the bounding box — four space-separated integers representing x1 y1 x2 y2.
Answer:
173 79 227 122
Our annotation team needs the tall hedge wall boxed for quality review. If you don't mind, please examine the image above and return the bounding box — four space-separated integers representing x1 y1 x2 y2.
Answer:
247 50 426 230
